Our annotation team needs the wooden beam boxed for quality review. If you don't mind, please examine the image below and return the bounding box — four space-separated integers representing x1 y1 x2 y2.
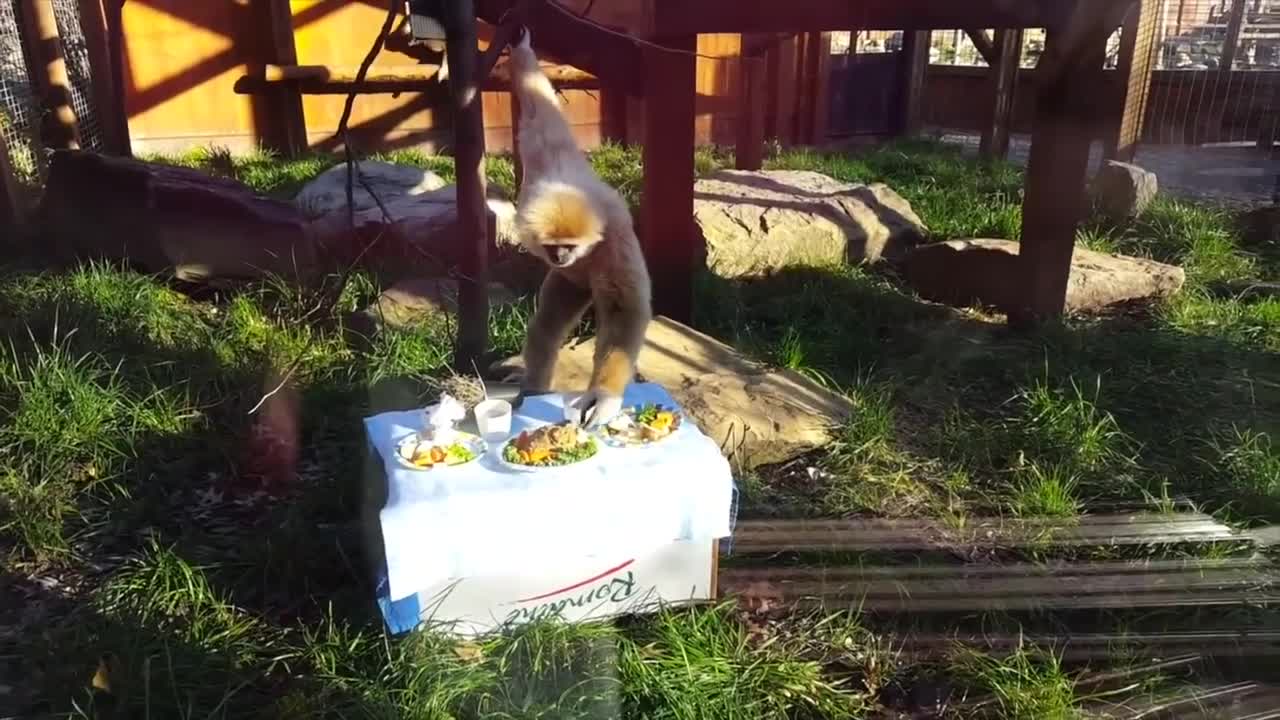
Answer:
1106 0 1159 162
965 28 998 66
896 31 930 136
1219 0 1247 72
735 54 766 170
76 0 127 154
259 0 307 157
652 0 1077 35
600 81 629 144
236 62 600 94
19 0 81 150
103 0 129 155
475 0 643 96
1012 25 1109 325
979 28 1023 159
641 34 697 324
442 0 490 367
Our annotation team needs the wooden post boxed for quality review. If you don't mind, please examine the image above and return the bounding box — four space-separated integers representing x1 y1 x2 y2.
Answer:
1106 0 1159 161
19 0 81 150
897 30 930 136
806 32 832 145
442 0 490 367
641 34 697 324
104 0 129 155
260 0 307 157
965 29 998 66
600 82 629 145
1012 26 1108 325
1219 0 1247 72
735 54 766 170
980 28 1023 159
76 0 127 153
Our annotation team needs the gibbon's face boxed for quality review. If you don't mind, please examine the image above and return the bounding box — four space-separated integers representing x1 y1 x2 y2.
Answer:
523 184 605 268
537 234 600 268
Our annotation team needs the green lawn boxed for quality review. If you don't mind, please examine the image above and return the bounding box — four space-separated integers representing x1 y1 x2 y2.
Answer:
2 140 1277 718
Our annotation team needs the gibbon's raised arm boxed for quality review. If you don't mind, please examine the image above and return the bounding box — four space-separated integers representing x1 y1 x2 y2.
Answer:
507 28 653 428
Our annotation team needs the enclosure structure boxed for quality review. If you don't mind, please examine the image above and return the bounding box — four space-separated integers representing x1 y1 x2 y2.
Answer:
474 0 1144 327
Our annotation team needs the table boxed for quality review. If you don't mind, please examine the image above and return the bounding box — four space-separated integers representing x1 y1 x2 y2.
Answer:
363 382 736 607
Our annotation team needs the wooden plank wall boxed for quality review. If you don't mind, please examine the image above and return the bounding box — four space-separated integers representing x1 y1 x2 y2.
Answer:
118 1 752 155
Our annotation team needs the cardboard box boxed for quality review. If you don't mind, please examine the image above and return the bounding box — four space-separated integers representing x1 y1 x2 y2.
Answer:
377 539 719 636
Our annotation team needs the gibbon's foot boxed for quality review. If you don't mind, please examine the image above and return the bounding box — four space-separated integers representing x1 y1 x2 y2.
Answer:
566 390 623 429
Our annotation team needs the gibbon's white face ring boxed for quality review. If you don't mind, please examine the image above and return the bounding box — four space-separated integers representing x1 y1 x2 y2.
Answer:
538 240 595 268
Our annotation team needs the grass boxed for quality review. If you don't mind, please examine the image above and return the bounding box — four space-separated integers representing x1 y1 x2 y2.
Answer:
3 138 1277 717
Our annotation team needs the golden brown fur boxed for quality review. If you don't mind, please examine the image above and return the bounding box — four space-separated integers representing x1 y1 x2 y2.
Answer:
508 29 651 421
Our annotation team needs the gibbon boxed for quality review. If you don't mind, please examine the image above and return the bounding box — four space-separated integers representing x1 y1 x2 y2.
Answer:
507 27 652 428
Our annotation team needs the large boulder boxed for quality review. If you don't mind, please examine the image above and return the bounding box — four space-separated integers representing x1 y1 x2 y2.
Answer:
294 160 449 218
1092 160 1158 221
492 317 854 469
899 238 1186 314
35 150 322 283
693 170 927 277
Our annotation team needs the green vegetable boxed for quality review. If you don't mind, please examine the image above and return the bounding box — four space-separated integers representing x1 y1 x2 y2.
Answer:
445 442 477 465
633 403 661 425
502 437 599 467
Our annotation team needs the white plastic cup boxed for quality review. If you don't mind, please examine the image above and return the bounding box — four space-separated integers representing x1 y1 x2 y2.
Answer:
474 399 512 442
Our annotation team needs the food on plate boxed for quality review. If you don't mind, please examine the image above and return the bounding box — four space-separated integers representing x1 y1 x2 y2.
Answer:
602 403 682 445
502 422 598 467
396 433 481 470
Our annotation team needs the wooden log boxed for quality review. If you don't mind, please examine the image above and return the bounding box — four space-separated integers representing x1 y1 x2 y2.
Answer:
965 28 998 66
76 0 127 154
1012 25 1109 325
735 54 766 170
1219 0 1247 72
259 0 307 157
19 0 81 150
442 0 490 367
237 62 600 94
979 28 1023 159
103 0 128 155
641 34 697 323
1106 0 1159 162
896 30 930 136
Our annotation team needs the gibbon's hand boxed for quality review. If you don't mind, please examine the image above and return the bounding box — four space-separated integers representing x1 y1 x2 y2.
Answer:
567 390 623 429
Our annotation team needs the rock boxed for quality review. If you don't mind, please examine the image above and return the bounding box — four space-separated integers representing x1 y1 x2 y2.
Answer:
1092 160 1158 221
693 170 927 277
35 150 322 282
306 186 527 286
294 160 449 218
899 238 1186 314
355 277 518 330
491 316 854 469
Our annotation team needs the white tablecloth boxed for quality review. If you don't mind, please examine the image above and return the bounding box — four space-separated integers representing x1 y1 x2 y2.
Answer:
365 383 735 602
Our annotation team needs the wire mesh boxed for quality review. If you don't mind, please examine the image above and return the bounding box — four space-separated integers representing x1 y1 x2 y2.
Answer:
0 0 43 182
51 0 103 152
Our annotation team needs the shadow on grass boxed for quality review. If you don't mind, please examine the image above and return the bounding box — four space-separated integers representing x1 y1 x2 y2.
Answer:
697 266 1280 524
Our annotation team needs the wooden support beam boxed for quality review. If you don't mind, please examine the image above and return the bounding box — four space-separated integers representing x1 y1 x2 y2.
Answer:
1012 25 1109 326
235 63 600 95
1219 0 1247 72
76 0 127 154
103 0 129 155
600 81 629 144
259 0 307 157
19 0 81 150
641 34 697 324
1106 0 1159 162
965 28 998 66
735 54 766 170
979 28 1023 159
896 31 930 137
442 0 490 367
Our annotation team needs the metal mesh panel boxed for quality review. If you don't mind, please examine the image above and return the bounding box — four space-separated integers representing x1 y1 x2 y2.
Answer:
51 0 102 151
0 0 43 181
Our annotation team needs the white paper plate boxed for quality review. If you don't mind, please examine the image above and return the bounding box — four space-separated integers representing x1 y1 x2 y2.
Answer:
394 431 487 471
596 404 684 449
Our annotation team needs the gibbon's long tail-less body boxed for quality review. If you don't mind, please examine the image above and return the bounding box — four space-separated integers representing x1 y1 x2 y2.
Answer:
507 28 652 428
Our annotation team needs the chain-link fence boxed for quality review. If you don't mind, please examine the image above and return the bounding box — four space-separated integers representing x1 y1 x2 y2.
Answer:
1 0 43 183
1 0 107 189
